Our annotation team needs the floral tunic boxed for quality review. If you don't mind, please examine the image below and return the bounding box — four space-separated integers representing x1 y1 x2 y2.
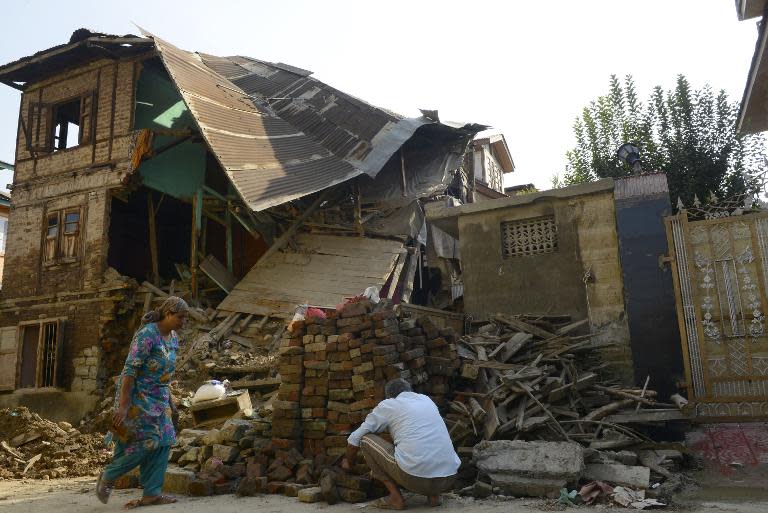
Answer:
113 322 178 454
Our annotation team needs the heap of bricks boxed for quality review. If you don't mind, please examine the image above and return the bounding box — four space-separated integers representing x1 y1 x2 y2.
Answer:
272 300 461 464
165 301 462 503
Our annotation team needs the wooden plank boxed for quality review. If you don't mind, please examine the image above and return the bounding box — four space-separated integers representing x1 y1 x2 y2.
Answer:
147 192 159 286
495 314 556 339
604 409 689 423
229 377 281 390
200 254 237 293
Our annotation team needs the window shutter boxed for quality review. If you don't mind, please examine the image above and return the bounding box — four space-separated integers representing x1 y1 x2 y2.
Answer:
79 91 97 145
27 102 53 153
0 326 19 391
44 211 60 264
61 209 81 259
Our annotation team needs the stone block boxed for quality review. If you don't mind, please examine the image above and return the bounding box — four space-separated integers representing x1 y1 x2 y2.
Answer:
219 419 251 443
338 487 368 503
298 486 324 503
236 476 267 496
178 447 200 466
201 428 221 446
212 444 239 464
473 440 584 498
187 478 215 496
162 467 195 495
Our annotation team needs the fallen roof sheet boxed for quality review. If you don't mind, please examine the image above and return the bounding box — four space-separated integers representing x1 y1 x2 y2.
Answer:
217 234 406 317
145 30 484 211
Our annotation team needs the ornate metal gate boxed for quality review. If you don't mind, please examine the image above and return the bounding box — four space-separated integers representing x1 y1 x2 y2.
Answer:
666 211 768 418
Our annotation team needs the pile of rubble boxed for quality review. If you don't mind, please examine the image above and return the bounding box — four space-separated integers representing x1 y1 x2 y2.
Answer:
0 407 111 479
164 300 463 500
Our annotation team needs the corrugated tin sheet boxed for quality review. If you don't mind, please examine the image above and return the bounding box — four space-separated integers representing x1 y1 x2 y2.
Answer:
149 33 362 211
144 31 484 211
217 234 406 317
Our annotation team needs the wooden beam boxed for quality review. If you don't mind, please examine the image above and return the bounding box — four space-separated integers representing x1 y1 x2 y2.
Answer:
225 203 233 273
256 189 330 267
190 189 203 302
400 148 407 197
147 192 159 286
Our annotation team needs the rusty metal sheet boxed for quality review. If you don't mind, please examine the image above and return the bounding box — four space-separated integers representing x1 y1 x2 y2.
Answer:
143 30 485 211
147 32 362 211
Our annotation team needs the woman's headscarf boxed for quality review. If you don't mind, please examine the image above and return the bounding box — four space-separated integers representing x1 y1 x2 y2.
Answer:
141 296 190 325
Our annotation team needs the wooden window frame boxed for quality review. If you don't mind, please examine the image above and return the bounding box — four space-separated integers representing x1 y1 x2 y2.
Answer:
42 206 85 266
25 91 97 155
17 318 66 390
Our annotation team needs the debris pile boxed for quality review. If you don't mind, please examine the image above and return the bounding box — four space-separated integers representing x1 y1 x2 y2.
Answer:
0 407 111 479
444 314 691 506
166 300 462 500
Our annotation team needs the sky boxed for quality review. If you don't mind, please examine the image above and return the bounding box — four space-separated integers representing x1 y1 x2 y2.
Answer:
0 0 762 193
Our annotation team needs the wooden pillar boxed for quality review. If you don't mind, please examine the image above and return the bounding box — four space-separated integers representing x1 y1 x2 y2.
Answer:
147 192 159 286
190 189 203 302
225 200 234 274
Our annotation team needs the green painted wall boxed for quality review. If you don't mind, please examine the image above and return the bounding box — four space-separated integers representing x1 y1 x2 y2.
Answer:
134 62 205 200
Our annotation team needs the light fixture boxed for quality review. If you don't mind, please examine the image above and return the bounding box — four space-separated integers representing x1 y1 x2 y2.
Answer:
616 142 642 174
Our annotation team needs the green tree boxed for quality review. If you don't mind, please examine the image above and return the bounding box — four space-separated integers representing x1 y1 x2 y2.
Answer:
556 74 766 205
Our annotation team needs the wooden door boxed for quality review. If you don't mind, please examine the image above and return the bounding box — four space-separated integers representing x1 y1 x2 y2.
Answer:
19 324 40 388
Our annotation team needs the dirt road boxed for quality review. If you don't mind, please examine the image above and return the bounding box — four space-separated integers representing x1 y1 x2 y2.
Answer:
1 477 766 513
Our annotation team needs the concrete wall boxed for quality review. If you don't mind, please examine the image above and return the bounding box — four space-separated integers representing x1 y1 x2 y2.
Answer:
0 55 145 393
459 188 634 382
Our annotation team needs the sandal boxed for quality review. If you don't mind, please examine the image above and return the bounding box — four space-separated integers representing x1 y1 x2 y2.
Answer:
371 496 405 510
95 472 114 504
124 495 178 509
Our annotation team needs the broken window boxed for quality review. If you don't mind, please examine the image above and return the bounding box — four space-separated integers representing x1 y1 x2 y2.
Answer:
52 99 81 151
501 216 558 257
43 208 83 264
25 92 96 154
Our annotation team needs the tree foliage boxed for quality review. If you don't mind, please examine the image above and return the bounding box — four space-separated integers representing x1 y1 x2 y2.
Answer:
556 75 766 205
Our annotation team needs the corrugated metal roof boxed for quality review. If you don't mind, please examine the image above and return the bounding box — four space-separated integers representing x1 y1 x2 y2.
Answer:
217 234 405 317
143 32 484 211
149 33 362 211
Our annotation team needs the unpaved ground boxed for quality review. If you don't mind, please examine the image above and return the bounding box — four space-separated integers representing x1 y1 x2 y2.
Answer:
1 478 767 513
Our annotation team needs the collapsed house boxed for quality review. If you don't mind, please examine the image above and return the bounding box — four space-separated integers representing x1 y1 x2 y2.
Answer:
0 29 489 417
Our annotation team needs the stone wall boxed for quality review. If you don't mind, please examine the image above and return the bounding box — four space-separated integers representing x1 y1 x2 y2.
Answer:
71 345 100 392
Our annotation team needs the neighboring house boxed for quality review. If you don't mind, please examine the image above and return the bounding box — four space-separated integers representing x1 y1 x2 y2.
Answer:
427 173 683 396
465 133 515 202
0 161 11 285
736 0 768 133
504 183 536 196
0 29 482 418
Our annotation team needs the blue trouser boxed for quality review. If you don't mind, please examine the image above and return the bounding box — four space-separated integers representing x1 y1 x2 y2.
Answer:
103 442 170 497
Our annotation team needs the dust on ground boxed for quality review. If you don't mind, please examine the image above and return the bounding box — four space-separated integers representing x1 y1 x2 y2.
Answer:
1 477 767 513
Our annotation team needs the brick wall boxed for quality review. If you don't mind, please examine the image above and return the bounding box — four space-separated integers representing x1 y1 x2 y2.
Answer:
0 53 150 392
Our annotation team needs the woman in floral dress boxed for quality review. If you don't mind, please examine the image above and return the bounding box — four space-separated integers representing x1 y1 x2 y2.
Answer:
96 296 189 508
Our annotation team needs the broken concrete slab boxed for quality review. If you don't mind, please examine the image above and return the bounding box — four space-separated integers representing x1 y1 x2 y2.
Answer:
584 463 650 489
473 440 584 498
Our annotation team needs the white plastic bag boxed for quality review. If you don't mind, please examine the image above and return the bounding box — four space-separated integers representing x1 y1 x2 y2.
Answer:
191 380 227 404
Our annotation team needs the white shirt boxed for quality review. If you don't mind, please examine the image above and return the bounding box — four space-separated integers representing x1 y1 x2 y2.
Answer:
348 391 460 479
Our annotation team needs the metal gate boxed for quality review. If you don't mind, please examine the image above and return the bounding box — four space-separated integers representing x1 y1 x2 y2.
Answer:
667 211 768 418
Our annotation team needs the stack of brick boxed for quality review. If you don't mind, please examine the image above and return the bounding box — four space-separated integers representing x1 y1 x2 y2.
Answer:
302 316 334 457
271 325 304 448
419 317 461 408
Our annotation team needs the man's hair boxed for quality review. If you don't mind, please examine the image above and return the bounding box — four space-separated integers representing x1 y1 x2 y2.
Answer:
384 378 412 399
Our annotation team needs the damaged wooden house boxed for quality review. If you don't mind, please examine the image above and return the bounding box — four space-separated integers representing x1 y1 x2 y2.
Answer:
0 28 486 416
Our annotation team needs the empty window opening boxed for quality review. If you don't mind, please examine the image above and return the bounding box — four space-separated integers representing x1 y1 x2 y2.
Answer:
52 99 81 151
501 216 558 257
